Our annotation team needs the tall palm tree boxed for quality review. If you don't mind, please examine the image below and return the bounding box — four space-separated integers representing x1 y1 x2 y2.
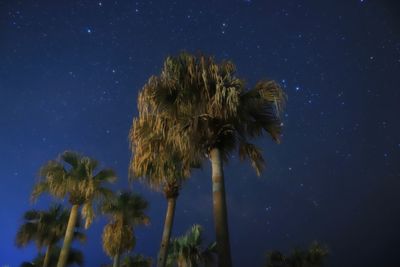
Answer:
32 151 116 267
16 204 85 267
166 224 216 267
136 52 286 266
130 115 200 267
102 191 150 267
20 246 84 267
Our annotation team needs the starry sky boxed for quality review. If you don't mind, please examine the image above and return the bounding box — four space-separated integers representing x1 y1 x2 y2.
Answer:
1 0 400 266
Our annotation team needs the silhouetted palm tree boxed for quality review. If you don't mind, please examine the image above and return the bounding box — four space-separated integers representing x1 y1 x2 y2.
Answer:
16 204 85 267
167 225 216 267
102 191 150 267
137 52 285 266
265 242 328 267
130 115 200 267
20 246 83 267
32 151 116 267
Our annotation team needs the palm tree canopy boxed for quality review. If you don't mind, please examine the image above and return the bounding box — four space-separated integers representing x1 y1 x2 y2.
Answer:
15 204 85 249
102 191 150 258
20 246 84 267
31 151 117 228
102 191 150 226
167 224 216 267
136 52 286 176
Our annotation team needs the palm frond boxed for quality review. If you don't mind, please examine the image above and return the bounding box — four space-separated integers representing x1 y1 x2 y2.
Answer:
93 169 117 182
238 142 265 176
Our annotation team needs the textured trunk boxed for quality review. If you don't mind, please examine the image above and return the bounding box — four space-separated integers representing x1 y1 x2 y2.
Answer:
42 244 52 267
210 148 232 267
113 254 120 267
57 204 79 267
157 197 177 267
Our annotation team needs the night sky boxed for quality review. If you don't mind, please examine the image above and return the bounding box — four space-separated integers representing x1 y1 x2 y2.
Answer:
1 0 400 266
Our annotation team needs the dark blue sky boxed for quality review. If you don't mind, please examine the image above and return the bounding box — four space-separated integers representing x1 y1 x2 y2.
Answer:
1 0 400 266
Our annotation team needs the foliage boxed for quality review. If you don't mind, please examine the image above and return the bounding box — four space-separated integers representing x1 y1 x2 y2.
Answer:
130 112 201 194
121 254 153 267
15 204 85 249
20 246 83 267
265 242 328 267
167 225 216 267
101 254 152 267
135 52 285 177
32 151 116 228
102 192 150 258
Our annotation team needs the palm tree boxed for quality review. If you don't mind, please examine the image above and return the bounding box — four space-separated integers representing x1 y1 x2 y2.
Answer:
16 204 85 267
20 246 83 267
166 224 216 267
32 151 116 267
265 242 328 267
121 254 153 267
102 254 152 267
102 191 150 267
130 115 200 267
136 52 286 266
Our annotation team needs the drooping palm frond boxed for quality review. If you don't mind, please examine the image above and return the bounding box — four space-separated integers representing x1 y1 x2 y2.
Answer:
101 191 149 258
129 113 201 192
102 220 136 258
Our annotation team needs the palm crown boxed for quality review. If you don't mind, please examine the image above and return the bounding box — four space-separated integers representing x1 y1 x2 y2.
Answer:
102 191 150 259
32 151 116 228
16 204 85 249
167 224 216 267
137 52 285 175
20 246 84 267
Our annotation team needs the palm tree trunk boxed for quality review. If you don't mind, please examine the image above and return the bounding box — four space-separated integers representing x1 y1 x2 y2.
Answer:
210 148 232 267
113 254 120 267
157 196 177 267
43 244 52 267
57 204 79 267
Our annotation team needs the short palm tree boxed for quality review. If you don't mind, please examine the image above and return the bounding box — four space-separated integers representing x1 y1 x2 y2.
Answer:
265 242 328 267
137 52 286 266
130 115 200 267
102 254 152 267
121 254 153 267
32 151 116 267
102 191 150 267
16 204 85 267
166 224 216 267
20 246 83 267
